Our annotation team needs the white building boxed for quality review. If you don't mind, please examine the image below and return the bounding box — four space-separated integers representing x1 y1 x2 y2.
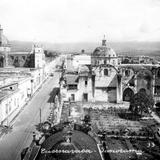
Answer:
65 53 91 70
0 77 31 125
72 54 91 69
31 44 46 68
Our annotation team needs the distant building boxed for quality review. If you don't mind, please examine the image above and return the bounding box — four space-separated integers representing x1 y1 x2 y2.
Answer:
65 51 91 70
8 52 31 67
72 51 91 69
8 44 45 68
0 25 45 68
30 44 45 68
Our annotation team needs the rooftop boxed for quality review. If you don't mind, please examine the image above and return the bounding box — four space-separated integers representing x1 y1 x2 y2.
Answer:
64 74 78 85
92 38 117 58
92 47 117 58
38 130 101 160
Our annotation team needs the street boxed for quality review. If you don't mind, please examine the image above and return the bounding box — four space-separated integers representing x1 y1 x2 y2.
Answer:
0 70 60 160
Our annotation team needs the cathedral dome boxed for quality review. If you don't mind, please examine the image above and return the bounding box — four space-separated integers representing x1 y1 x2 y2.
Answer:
91 36 118 66
92 36 117 58
93 46 116 58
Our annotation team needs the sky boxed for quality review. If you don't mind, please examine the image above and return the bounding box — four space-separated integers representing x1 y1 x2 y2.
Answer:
0 0 160 43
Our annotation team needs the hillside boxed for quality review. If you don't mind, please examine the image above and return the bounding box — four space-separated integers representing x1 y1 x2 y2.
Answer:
9 40 160 56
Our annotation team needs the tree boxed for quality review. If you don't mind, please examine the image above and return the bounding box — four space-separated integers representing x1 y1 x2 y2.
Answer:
44 50 59 58
129 90 154 116
122 58 130 64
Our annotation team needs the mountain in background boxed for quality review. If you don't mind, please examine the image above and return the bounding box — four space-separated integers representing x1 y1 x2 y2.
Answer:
10 40 160 56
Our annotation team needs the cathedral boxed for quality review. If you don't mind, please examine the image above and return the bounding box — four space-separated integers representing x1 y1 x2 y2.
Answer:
0 25 45 69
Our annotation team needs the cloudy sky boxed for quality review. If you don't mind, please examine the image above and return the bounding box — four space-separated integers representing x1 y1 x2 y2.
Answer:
0 0 160 43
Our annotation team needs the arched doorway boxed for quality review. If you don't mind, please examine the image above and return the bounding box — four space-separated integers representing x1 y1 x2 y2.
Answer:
123 88 134 102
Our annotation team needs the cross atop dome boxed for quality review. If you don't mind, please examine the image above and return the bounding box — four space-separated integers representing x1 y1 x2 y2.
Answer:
102 35 106 46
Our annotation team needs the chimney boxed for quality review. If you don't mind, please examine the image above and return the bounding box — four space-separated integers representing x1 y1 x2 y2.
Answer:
0 25 3 46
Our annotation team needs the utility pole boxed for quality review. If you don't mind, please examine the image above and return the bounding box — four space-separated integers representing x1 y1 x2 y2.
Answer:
6 103 9 126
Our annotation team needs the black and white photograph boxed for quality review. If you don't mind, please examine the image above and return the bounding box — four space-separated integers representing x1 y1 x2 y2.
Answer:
0 0 160 160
